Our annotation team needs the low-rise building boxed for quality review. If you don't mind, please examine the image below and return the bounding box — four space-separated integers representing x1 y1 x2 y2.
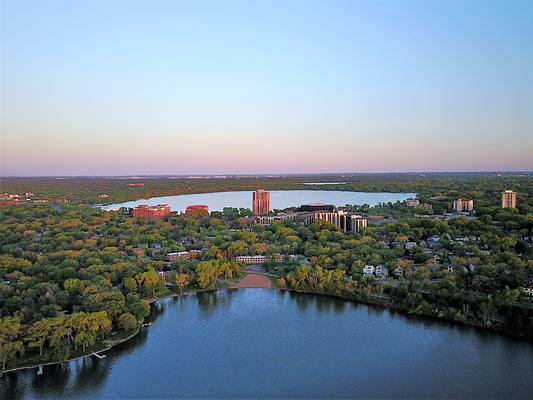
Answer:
235 254 294 264
132 204 171 218
405 198 419 207
405 242 417 250
362 265 375 276
132 248 145 257
167 251 192 261
375 265 389 279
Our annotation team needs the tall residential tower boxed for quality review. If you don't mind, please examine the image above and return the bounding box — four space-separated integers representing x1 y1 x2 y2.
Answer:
501 190 517 209
252 189 270 215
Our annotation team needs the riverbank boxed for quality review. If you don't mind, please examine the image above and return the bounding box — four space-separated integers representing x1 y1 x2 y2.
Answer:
3 277 530 376
279 287 533 341
0 273 275 375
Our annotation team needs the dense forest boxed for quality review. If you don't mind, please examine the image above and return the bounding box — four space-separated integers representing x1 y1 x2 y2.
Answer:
1 173 532 208
0 174 532 371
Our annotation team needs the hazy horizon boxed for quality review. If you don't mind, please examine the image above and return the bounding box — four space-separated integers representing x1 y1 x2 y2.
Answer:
1 1 532 175
1 170 532 179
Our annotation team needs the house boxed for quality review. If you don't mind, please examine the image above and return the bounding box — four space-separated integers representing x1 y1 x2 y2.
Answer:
524 288 533 297
446 265 468 274
427 235 440 248
375 265 389 279
362 265 375 276
405 242 417 250
132 248 145 257
98 193 110 199
394 267 404 277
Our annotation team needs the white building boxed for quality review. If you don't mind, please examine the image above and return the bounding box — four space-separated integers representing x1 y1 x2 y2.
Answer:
375 265 389 279
453 199 474 212
362 265 375 276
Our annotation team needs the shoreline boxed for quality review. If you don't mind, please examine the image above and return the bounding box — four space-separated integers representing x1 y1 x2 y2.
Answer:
279 287 533 342
2 282 531 375
97 188 416 209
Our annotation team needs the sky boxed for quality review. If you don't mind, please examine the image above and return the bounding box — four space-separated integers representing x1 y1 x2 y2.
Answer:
1 0 532 176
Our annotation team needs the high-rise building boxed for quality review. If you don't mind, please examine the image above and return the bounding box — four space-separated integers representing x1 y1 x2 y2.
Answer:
252 189 270 215
453 199 474 212
501 190 517 209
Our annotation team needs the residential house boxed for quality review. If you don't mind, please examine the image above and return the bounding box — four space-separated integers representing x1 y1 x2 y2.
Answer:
375 265 389 279
362 265 375 276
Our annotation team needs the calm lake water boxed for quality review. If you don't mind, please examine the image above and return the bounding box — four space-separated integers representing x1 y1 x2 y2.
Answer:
101 190 415 212
3 289 532 399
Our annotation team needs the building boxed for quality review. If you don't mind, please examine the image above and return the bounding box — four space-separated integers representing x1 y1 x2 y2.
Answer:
454 199 474 212
57 197 69 204
315 210 344 226
299 203 335 212
185 204 209 216
132 204 171 218
132 248 145 257
314 210 368 233
501 190 516 209
252 189 270 215
98 193 110 199
362 265 375 276
167 251 192 261
339 213 368 233
453 199 474 212
256 213 298 224
405 198 420 207
235 254 296 264
128 182 145 187
375 265 389 279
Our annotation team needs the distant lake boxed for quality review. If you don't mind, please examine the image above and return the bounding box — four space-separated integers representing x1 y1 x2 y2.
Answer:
302 182 346 185
101 190 415 212
3 290 532 399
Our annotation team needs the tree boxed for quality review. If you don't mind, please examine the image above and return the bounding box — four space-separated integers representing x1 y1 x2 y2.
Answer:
0 316 24 369
27 318 52 356
174 273 190 295
118 313 137 331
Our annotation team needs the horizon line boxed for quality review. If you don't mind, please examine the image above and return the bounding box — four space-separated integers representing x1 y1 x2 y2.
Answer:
1 170 533 179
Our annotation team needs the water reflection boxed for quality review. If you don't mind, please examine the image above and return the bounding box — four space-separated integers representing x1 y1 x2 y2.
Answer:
2 289 532 400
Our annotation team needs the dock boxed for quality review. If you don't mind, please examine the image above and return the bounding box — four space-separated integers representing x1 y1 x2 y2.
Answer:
92 352 106 359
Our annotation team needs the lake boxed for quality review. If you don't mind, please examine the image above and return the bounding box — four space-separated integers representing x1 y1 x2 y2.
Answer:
101 190 416 212
3 289 532 399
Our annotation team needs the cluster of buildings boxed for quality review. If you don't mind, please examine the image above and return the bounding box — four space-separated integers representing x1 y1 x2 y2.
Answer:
362 264 390 279
251 190 368 233
130 204 209 218
0 192 57 206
